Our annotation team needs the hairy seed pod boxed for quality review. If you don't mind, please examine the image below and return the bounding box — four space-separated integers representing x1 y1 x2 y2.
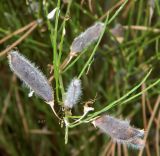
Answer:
70 22 104 53
93 115 144 149
8 50 53 102
64 78 82 109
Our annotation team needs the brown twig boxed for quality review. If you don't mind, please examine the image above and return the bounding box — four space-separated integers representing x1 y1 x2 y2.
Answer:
155 112 160 156
88 0 93 12
123 25 160 33
0 81 13 126
100 140 112 156
0 23 38 57
0 20 37 44
122 144 128 156
117 143 121 156
49 52 77 82
146 98 159 125
138 95 160 156
15 84 29 136
60 52 77 70
110 142 116 156
99 0 125 21
122 0 134 18
29 129 54 135
141 83 151 156
141 83 147 128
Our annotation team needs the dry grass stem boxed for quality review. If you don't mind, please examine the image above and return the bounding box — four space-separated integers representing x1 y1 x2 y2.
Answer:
123 25 160 33
0 20 36 44
29 129 54 135
15 85 29 135
99 0 125 20
155 112 160 156
0 82 13 126
138 95 160 156
0 23 38 57
122 144 128 156
100 140 113 156
141 83 151 156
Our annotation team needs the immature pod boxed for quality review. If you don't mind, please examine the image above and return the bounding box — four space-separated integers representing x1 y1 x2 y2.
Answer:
64 78 82 109
93 115 144 149
8 50 53 103
70 22 105 53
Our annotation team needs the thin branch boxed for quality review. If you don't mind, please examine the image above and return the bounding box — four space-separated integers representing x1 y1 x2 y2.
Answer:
138 95 160 156
99 0 125 21
0 23 38 57
155 112 160 156
0 80 13 125
15 85 29 136
0 20 36 44
141 84 151 156
123 25 160 33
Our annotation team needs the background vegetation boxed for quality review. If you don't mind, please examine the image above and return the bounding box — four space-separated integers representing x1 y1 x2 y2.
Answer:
0 0 159 156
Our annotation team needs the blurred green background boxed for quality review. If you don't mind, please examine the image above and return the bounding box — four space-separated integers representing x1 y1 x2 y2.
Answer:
0 0 160 156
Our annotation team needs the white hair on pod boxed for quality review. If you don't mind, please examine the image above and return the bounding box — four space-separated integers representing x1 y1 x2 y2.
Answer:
93 115 145 149
70 22 105 53
64 78 82 109
8 50 53 103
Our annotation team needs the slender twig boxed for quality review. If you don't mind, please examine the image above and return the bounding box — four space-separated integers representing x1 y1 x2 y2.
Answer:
29 129 54 135
123 25 160 33
155 112 160 156
138 95 160 156
0 20 36 44
99 0 125 20
117 143 121 156
141 83 147 128
146 98 159 125
122 144 128 156
15 85 29 136
110 143 116 156
122 0 134 18
0 23 38 57
0 79 13 125
141 83 151 156
100 140 113 156
88 0 93 12
60 52 77 70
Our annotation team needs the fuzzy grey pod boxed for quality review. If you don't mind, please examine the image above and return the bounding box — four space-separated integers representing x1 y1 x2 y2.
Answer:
8 50 53 102
64 78 82 109
70 22 104 53
93 115 144 149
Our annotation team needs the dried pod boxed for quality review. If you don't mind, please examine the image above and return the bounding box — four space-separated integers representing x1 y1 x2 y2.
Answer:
64 78 82 109
93 115 144 149
8 50 53 103
70 22 105 53
110 23 124 43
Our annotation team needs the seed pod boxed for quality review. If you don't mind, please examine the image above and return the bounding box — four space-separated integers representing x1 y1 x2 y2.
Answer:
110 23 124 43
8 50 53 103
70 22 105 53
64 78 82 109
93 115 144 149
